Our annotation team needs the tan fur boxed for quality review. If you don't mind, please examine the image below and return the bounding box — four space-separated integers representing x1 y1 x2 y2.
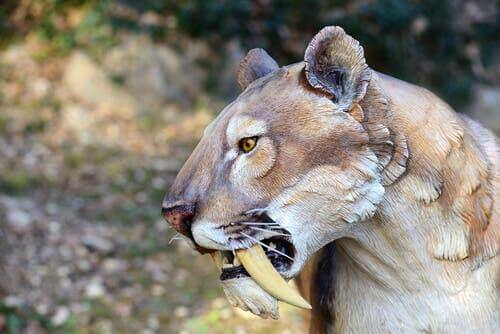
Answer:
164 26 499 333
297 72 498 333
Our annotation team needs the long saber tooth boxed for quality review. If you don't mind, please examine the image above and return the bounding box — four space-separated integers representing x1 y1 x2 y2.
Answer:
235 244 311 309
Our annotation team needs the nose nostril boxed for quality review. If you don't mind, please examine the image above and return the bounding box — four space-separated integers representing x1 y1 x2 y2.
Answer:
161 202 214 255
161 203 196 238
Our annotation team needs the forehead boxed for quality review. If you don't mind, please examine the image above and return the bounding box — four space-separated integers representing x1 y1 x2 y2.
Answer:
203 62 332 142
235 63 308 118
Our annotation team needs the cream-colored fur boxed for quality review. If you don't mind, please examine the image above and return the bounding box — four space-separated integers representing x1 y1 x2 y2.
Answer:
163 26 499 333
319 74 499 333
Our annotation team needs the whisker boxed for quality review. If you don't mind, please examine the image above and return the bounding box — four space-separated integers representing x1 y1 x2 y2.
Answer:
244 208 267 216
240 232 294 261
248 226 290 237
168 233 183 244
238 222 281 227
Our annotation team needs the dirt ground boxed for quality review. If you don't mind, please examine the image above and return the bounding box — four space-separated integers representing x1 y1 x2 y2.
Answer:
0 36 306 333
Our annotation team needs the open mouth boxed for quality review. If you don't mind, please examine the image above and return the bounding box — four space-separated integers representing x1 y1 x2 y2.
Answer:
219 236 295 280
210 231 310 309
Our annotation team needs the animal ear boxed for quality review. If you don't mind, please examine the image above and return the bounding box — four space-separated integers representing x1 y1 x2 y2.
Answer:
304 26 371 111
238 48 279 90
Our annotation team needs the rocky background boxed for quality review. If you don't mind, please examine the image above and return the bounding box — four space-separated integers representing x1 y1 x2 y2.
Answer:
0 1 498 333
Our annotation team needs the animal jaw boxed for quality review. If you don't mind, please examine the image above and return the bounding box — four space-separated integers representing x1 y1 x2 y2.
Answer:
162 26 499 331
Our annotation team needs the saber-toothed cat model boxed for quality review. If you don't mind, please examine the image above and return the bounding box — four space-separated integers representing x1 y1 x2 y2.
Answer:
162 26 498 333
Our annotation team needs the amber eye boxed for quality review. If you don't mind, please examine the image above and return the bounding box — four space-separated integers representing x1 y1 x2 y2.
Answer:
239 136 258 153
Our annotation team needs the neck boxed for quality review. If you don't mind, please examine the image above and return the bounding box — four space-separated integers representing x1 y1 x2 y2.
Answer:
342 187 470 294
329 180 497 332
342 72 487 288
313 71 498 333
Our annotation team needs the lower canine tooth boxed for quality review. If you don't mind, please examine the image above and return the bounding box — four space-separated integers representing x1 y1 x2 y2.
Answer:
210 252 223 270
233 257 241 266
235 244 311 309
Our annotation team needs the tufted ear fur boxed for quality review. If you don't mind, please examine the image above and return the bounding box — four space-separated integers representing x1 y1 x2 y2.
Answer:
238 48 279 90
304 26 371 112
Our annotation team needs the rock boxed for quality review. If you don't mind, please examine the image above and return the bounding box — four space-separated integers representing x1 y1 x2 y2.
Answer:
113 302 132 318
102 258 129 274
0 44 36 71
70 303 87 314
52 306 70 326
59 245 73 259
58 105 93 144
151 284 165 296
134 191 148 204
85 279 106 298
48 221 61 235
35 303 49 315
145 259 168 283
82 234 114 254
29 77 51 99
76 260 91 272
56 266 71 277
45 202 59 215
173 306 189 318
103 36 204 108
151 177 166 190
6 208 32 234
63 52 137 114
95 320 113 334
4 295 24 307
147 315 159 330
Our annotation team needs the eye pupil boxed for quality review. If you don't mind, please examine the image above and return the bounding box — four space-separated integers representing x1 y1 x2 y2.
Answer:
239 137 257 153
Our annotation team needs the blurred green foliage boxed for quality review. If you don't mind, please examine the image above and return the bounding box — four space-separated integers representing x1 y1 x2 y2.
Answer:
124 0 499 107
1 0 498 107
0 0 115 56
0 302 76 333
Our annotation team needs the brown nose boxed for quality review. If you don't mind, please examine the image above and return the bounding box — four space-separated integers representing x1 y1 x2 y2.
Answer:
162 203 196 239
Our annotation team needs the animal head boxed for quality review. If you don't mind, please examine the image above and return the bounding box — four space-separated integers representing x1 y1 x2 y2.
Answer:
162 26 406 318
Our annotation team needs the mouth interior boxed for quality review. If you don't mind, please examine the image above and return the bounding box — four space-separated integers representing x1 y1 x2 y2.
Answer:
220 236 294 281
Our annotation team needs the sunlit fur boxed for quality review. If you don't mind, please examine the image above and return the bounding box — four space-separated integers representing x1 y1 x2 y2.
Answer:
165 27 499 333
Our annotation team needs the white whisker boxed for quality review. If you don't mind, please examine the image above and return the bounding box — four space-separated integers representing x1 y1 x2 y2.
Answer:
240 232 294 261
168 233 183 244
248 226 290 237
